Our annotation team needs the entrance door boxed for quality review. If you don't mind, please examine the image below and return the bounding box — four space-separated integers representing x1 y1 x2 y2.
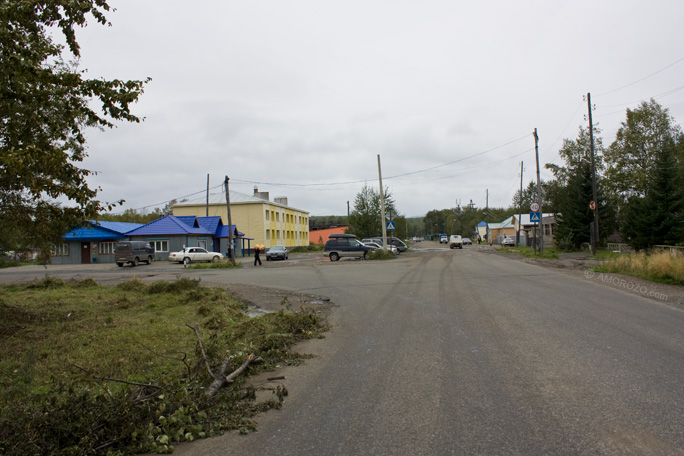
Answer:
81 242 91 264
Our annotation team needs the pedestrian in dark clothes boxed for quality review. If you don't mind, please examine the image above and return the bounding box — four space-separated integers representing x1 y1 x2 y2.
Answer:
254 246 262 266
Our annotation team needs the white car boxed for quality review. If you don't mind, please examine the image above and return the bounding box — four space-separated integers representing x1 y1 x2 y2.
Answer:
502 236 516 247
449 235 463 249
364 241 399 255
168 247 223 264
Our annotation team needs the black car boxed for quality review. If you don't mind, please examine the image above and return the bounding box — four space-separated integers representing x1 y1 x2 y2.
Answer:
266 245 288 261
324 234 373 261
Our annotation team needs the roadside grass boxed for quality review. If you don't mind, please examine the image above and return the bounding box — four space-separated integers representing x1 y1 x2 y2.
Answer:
186 259 242 269
367 249 397 260
0 276 327 455
289 245 323 253
593 251 684 286
497 245 560 259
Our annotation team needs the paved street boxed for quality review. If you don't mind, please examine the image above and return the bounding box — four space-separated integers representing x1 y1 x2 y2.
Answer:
2 248 683 455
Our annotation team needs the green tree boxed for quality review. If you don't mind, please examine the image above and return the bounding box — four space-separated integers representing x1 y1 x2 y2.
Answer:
604 99 683 200
0 1 149 255
549 127 614 250
348 184 396 239
621 138 684 249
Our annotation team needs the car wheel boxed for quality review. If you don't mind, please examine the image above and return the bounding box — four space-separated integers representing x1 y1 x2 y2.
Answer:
329 252 340 262
132 257 139 267
285 255 288 260
363 251 368 260
212 256 220 263
116 263 124 267
147 256 153 264
183 257 191 265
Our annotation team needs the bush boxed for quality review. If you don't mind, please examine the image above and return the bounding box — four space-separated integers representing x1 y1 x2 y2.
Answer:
595 251 684 285
367 249 396 260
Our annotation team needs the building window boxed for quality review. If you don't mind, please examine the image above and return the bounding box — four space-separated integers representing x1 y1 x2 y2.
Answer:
198 240 208 250
266 230 270 240
265 210 270 221
51 243 69 256
276 230 280 240
99 242 116 255
152 240 169 252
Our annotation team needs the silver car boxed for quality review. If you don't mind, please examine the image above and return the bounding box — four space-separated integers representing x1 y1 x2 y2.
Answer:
266 245 288 261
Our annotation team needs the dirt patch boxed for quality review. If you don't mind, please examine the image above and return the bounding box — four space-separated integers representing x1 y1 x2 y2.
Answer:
223 282 336 315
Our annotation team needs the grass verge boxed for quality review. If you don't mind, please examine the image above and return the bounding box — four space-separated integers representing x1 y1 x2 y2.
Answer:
497 246 559 259
593 251 684 286
367 249 397 260
0 276 327 455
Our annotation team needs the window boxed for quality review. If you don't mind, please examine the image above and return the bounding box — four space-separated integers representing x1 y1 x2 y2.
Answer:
51 243 69 256
265 209 270 221
266 230 270 240
152 240 169 252
99 242 116 255
276 230 280 240
198 240 208 250
276 212 279 222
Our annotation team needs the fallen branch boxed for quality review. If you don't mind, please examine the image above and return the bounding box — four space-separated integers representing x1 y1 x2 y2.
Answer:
186 323 262 397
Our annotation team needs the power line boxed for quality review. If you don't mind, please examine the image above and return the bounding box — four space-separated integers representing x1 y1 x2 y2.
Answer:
595 56 684 97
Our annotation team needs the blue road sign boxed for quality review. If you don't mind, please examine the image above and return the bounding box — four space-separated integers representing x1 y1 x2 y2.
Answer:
386 221 396 231
530 211 541 223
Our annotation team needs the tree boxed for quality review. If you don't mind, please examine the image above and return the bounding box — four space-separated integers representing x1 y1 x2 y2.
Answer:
548 126 614 250
0 1 149 255
348 184 396 240
604 99 683 200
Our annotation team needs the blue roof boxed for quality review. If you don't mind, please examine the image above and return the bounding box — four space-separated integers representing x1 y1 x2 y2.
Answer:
126 215 213 236
197 216 223 234
63 220 142 241
216 225 244 238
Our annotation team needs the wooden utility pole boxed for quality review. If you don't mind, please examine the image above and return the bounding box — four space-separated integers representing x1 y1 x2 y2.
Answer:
206 174 210 217
378 155 388 252
224 176 236 264
587 93 599 255
534 128 543 254
517 161 523 246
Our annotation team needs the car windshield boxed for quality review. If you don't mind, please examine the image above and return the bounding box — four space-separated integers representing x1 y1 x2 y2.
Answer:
270 246 285 251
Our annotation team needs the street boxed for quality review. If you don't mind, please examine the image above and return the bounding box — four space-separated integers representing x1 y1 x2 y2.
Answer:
2 247 683 455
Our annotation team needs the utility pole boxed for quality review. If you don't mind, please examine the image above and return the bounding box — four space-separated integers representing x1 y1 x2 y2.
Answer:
377 155 388 252
534 128 543 254
206 174 210 217
587 93 599 255
517 161 523 246
224 176 236 264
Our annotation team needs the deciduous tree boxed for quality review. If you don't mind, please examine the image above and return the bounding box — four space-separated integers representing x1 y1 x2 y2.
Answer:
0 1 149 255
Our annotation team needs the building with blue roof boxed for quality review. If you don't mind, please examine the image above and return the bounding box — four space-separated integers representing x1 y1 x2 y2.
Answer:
52 221 143 265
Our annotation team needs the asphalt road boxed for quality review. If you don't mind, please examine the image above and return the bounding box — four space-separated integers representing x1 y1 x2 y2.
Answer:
3 247 683 455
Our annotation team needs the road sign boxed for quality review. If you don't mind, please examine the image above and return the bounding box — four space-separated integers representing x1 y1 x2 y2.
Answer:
386 221 396 231
589 200 596 210
530 211 541 223
530 201 540 212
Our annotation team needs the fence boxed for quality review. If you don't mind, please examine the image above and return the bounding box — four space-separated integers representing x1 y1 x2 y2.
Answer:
652 245 684 256
607 243 633 254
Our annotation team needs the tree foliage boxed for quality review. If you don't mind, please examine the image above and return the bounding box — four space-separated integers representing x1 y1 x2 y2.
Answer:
348 184 396 240
604 99 683 200
0 1 149 254
547 126 614 250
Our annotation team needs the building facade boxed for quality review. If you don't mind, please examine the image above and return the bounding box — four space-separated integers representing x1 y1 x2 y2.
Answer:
172 188 309 249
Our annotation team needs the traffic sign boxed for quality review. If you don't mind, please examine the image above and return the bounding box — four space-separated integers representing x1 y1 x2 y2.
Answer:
386 221 396 231
529 211 541 223
530 201 540 212
589 200 596 210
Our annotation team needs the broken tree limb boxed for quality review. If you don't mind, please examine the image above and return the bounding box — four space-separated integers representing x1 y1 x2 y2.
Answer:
186 323 215 378
205 354 262 398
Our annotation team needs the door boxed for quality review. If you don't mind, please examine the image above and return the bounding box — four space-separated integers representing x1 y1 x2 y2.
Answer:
81 242 91 264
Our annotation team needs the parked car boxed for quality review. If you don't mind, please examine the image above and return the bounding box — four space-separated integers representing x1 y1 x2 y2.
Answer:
502 236 516 247
325 234 373 261
462 237 473 245
411 236 422 242
168 247 223 264
115 241 155 267
388 237 408 252
449 235 463 249
266 245 288 261
363 241 399 255
439 235 448 244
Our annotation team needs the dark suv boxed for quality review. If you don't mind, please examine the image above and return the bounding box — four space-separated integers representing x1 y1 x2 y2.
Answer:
324 234 373 261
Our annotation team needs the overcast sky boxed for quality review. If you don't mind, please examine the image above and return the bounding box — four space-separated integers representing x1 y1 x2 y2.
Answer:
75 1 684 217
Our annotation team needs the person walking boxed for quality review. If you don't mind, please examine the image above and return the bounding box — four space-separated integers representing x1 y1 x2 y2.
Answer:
254 244 262 266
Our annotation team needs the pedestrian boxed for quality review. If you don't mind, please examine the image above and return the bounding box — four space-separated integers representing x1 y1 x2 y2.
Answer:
477 235 481 245
254 244 262 266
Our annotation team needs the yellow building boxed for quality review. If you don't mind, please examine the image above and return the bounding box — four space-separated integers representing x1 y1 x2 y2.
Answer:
172 188 309 249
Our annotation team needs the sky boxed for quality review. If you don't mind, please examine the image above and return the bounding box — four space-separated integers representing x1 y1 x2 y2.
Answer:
73 0 684 217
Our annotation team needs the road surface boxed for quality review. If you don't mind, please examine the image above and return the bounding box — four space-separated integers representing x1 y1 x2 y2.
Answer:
2 247 683 455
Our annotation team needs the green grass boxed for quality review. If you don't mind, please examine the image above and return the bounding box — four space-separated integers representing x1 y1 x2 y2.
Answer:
593 251 684 286
367 249 397 260
186 260 242 269
0 276 328 455
289 244 323 253
498 245 559 259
